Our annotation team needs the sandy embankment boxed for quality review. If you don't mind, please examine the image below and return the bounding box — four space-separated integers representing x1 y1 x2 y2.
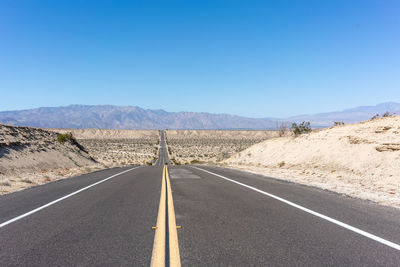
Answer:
0 124 101 195
223 117 400 208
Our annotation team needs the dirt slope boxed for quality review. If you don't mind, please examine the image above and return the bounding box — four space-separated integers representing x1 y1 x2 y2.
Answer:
0 124 99 194
224 116 400 208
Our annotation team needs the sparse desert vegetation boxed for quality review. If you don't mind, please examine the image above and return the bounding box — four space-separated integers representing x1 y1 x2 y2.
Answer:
53 129 160 167
165 130 278 165
78 138 159 166
291 121 312 136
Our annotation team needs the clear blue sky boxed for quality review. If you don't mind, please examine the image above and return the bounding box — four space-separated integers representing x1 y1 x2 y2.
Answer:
1 0 399 117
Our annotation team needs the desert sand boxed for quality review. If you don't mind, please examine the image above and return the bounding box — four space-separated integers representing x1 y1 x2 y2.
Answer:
223 116 400 208
0 124 101 195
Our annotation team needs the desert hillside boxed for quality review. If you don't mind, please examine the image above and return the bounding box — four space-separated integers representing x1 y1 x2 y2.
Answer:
224 116 400 208
0 124 100 194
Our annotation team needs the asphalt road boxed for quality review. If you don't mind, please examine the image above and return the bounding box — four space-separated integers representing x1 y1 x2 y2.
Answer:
171 166 400 266
155 130 168 166
1 132 400 266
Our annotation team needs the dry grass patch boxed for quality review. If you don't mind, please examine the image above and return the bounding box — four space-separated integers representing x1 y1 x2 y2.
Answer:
79 138 159 166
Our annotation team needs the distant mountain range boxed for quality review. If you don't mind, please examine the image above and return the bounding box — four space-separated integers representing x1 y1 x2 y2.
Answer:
0 102 399 129
287 102 400 127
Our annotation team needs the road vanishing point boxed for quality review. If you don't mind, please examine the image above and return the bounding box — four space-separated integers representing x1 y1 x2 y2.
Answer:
1 131 400 266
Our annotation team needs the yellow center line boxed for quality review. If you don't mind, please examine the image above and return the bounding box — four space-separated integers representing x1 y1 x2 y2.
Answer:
166 166 181 267
150 165 166 267
150 165 181 267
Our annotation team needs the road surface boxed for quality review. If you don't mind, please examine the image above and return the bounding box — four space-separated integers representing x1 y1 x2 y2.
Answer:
1 131 400 266
155 130 168 166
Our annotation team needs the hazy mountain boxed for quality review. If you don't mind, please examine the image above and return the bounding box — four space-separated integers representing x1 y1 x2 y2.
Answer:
0 102 399 129
288 102 400 127
0 105 276 129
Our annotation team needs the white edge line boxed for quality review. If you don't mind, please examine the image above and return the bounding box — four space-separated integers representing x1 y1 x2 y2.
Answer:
192 166 400 251
0 166 140 228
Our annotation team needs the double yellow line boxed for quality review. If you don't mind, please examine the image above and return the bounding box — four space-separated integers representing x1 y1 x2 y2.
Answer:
151 165 181 267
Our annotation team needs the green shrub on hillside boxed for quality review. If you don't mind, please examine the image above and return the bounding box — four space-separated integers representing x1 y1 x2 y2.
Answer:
57 132 87 152
291 121 311 136
57 133 73 143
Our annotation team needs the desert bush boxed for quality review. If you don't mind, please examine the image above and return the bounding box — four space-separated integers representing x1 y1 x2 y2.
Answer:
57 133 68 143
277 122 288 137
334 121 345 126
58 132 89 152
170 158 181 165
370 112 393 119
382 111 394 118
57 132 75 143
291 122 311 136
371 114 380 120
222 151 231 159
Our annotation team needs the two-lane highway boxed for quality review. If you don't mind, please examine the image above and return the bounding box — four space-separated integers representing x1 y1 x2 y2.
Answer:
1 131 400 266
155 130 168 166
